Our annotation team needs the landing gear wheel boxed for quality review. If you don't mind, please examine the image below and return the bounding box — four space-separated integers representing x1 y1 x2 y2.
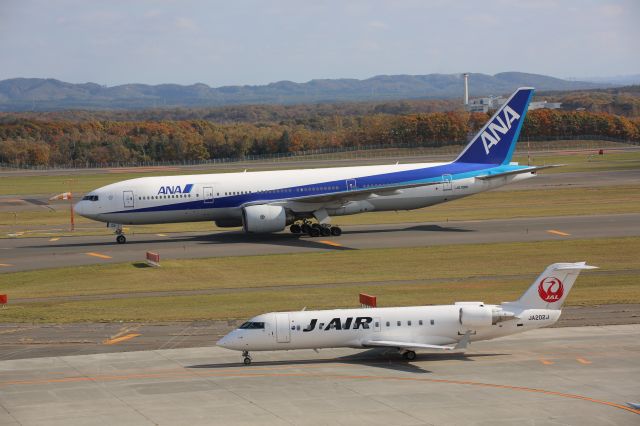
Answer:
243 357 252 365
309 227 321 237
320 226 331 237
290 224 301 234
116 234 126 244
403 350 417 361
330 226 342 236
311 223 322 230
301 223 312 234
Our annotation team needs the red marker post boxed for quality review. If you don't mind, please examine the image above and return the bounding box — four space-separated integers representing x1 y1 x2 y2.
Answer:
359 293 377 308
146 251 160 267
0 294 7 308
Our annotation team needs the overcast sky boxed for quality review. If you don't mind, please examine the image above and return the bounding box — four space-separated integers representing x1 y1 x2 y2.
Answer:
0 0 638 86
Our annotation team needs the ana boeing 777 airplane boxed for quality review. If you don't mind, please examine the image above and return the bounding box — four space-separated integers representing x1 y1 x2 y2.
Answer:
74 87 553 243
217 262 596 365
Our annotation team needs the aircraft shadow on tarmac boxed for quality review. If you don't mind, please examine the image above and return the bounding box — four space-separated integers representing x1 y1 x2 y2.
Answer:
32 224 473 252
188 350 504 374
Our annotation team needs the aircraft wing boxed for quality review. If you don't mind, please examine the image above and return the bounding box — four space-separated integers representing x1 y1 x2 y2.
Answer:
475 164 563 180
242 180 443 207
363 332 471 351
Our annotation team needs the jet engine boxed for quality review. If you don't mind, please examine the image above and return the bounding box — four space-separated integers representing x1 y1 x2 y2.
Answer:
458 305 493 328
457 303 516 327
242 205 293 233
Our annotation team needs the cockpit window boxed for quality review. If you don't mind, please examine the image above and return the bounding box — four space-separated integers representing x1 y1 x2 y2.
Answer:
239 321 265 329
82 195 99 201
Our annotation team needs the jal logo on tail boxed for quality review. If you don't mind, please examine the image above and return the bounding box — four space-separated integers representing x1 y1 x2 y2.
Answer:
538 276 564 302
481 105 521 154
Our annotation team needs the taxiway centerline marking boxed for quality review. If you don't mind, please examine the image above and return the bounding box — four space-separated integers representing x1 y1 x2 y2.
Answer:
0 263 14 267
318 240 342 247
103 333 141 345
49 237 60 242
85 252 112 259
2 370 639 416
547 229 571 237
540 359 554 365
156 233 168 237
577 358 592 365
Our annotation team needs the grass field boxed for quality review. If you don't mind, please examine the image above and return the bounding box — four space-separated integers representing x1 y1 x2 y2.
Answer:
1 237 638 322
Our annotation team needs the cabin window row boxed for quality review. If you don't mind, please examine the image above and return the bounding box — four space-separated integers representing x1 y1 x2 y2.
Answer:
138 194 197 200
385 319 435 327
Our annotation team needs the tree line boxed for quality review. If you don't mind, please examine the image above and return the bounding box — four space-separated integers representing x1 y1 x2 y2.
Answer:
0 109 638 167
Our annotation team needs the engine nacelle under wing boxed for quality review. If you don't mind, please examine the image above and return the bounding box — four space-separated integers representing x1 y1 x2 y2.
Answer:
242 205 291 233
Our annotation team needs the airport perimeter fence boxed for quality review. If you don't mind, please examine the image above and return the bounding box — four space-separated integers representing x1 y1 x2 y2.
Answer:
0 134 637 171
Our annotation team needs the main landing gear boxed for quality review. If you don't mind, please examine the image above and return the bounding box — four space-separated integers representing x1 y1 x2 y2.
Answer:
402 350 417 361
289 221 342 238
242 350 252 365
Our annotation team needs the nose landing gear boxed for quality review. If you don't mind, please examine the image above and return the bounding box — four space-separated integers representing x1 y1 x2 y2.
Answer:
242 350 252 365
110 224 127 244
402 350 417 361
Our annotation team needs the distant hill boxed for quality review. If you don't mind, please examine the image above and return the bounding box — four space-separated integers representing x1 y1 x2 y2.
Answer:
0 72 608 111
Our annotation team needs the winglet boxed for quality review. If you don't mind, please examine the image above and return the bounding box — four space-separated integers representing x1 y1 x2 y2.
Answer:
454 331 472 350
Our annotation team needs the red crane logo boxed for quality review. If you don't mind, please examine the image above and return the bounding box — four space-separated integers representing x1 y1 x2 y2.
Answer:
538 277 564 302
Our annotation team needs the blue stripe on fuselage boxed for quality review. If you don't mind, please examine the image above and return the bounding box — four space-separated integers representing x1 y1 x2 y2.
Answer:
108 163 527 214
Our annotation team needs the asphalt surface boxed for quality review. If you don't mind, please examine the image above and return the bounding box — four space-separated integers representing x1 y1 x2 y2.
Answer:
0 213 638 272
1 304 639 361
1 324 638 425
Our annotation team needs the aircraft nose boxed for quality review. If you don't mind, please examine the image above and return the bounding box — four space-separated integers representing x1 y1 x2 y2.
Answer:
74 201 85 216
216 334 231 348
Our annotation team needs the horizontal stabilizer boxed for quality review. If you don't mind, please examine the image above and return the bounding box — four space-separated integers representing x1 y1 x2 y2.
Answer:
475 164 563 180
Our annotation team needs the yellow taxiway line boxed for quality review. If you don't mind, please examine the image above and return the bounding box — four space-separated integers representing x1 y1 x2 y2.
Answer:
103 333 141 345
547 229 571 237
318 240 342 247
85 252 112 259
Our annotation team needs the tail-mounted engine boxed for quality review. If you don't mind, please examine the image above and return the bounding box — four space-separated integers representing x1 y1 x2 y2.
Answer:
456 302 515 327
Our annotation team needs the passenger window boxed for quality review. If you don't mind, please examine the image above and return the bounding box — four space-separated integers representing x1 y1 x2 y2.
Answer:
397 321 401 326
419 320 423 326
386 321 390 327
430 319 435 325
319 323 324 329
408 321 412 326
374 322 379 328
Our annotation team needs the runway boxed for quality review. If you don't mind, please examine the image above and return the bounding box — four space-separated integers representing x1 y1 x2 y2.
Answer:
0 213 638 272
0 324 638 425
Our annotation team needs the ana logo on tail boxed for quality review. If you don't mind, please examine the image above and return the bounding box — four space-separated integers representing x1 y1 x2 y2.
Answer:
481 105 521 154
538 277 564 302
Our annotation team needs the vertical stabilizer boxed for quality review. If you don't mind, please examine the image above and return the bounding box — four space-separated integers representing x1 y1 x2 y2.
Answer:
455 87 534 165
514 262 597 310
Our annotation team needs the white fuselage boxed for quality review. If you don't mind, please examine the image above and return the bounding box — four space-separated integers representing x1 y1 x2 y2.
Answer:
217 303 560 352
74 161 534 226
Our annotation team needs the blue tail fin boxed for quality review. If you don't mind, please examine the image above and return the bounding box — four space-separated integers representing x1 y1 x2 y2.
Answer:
455 87 534 165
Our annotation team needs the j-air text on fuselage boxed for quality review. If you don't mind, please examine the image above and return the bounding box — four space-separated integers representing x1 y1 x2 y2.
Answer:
217 262 596 365
74 87 559 244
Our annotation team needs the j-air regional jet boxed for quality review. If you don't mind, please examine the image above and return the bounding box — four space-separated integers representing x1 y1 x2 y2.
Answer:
217 262 596 365
74 87 555 243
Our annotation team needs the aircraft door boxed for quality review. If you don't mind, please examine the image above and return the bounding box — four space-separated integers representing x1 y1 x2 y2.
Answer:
442 174 453 191
346 179 357 191
203 186 214 204
123 191 134 208
275 313 291 343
